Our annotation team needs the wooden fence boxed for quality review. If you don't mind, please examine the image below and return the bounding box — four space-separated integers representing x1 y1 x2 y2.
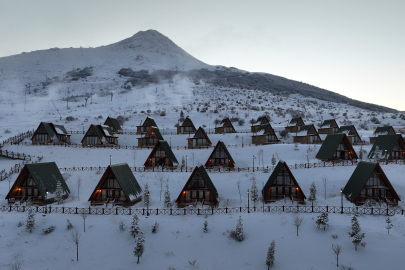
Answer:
1 204 402 217
0 130 33 148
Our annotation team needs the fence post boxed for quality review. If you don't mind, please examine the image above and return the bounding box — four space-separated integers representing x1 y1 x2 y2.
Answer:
157 208 158 215
116 208 118 215
282 205 284 212
326 205 328 213
75 207 78 214
184 208 186 215
371 207 373 215
198 208 200 215
102 208 104 215
142 208 145 215
226 207 228 214
311 205 313 212
254 206 256 212
170 208 172 215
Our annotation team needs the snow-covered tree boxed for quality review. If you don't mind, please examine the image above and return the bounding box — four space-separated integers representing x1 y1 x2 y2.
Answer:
66 219 74 230
294 143 299 151
152 221 159 233
308 181 317 206
386 217 393 234
315 212 329 230
266 240 276 269
203 220 208 233
134 232 145 264
235 216 244 241
129 213 140 238
54 180 63 204
164 183 172 208
250 180 259 207
373 145 381 162
348 215 365 251
143 183 150 206
26 207 35 233
331 244 342 267
271 154 276 166
359 146 364 161
292 212 305 236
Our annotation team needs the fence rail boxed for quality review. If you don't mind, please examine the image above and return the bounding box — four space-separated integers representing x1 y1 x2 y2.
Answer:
1 204 402 216
0 130 33 148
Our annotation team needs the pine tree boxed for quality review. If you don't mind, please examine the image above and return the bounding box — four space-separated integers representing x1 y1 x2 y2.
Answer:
235 216 244 241
271 154 276 166
266 240 276 269
308 181 317 206
348 215 365 251
386 217 393 234
294 143 299 151
143 183 150 206
129 214 140 238
54 180 63 204
203 220 208 233
180 110 184 118
374 145 381 162
26 207 35 233
315 212 329 230
164 183 172 208
134 232 145 264
359 146 364 161
181 156 185 168
250 180 259 207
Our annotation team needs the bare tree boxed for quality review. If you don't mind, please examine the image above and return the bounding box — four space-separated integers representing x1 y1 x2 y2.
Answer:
132 151 137 168
331 244 342 267
157 172 165 201
10 260 25 270
322 176 328 200
80 213 88 232
237 180 242 203
70 228 81 261
77 177 82 201
292 212 305 236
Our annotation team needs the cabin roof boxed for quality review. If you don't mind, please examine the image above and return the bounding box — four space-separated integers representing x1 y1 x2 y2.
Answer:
296 124 315 136
289 117 303 125
181 117 196 130
159 140 178 165
217 141 235 164
220 118 230 125
315 133 356 159
106 117 122 131
337 125 354 134
368 134 404 159
110 163 142 199
193 127 212 144
150 126 164 141
373 126 395 136
320 119 336 128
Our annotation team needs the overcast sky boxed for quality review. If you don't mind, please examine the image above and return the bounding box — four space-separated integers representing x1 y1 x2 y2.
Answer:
1 0 404 111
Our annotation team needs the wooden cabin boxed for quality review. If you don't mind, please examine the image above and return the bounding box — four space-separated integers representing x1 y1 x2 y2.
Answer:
81 124 118 146
293 124 322 144
136 116 157 135
31 122 71 144
104 116 123 134
369 126 396 144
214 118 237 134
367 134 405 161
251 124 280 145
88 163 142 206
177 116 197 134
175 165 218 207
318 119 339 134
205 141 235 168
137 126 164 147
316 133 358 161
6 162 70 205
342 161 400 206
251 115 270 133
261 161 306 203
187 127 212 149
144 140 178 167
337 125 363 145
284 117 305 133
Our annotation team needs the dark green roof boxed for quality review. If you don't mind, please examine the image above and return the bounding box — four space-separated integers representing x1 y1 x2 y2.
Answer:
197 165 218 198
338 125 354 133
146 117 157 127
182 117 196 130
110 163 142 199
26 162 70 196
316 133 346 159
160 140 179 165
218 141 235 165
107 117 122 131
258 124 270 133
52 124 69 135
290 117 302 125
42 122 56 138
194 127 212 145
321 119 336 128
373 126 394 136
91 124 105 139
343 161 376 200
368 134 403 159
151 126 164 141
261 161 306 199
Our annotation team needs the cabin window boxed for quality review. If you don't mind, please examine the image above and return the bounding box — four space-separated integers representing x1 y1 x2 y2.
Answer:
205 191 210 201
185 191 190 201
183 126 193 132
36 134 48 143
86 136 98 145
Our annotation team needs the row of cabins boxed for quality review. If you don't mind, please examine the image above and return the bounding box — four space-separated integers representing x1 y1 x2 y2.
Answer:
5 160 400 208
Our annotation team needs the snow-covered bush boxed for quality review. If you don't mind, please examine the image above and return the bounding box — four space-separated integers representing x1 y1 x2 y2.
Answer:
66 219 74 230
130 214 140 237
266 240 276 269
315 212 329 230
134 232 145 264
26 207 35 233
43 225 55 234
152 221 159 233
119 221 126 232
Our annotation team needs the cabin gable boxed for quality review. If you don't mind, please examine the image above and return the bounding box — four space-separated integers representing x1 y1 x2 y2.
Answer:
316 134 357 161
187 127 212 148
144 140 178 167
205 141 235 167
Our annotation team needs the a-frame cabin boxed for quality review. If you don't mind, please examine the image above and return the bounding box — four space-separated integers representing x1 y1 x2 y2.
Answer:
205 141 235 168
337 125 363 145
251 115 270 133
214 118 237 134
177 116 197 134
293 124 322 144
284 117 305 133
316 133 358 161
81 124 118 146
342 161 400 206
6 162 70 205
369 126 396 144
104 116 123 134
144 140 179 167
262 161 306 203
136 116 158 135
251 124 280 145
175 165 219 207
88 163 142 206
31 122 71 144
318 119 339 135
137 126 164 147
187 127 212 149
367 134 405 161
